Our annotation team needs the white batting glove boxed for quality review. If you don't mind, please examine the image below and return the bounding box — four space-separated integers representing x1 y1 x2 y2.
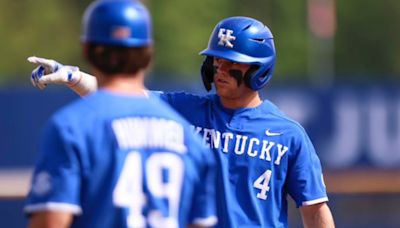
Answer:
28 56 82 89
28 56 98 96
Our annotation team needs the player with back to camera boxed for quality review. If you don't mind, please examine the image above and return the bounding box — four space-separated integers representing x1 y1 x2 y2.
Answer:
29 14 335 227
24 1 218 228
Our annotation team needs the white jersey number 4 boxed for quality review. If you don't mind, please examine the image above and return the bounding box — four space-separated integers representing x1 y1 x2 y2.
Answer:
113 152 184 228
253 169 272 200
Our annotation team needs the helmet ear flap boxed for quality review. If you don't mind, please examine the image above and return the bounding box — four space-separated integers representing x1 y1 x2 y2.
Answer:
243 65 259 89
201 56 215 91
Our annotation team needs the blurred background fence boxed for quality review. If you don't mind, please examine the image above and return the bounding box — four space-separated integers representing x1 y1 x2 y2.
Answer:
1 0 400 227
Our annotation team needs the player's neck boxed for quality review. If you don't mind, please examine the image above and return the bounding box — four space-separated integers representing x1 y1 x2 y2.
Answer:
220 91 262 109
97 71 147 96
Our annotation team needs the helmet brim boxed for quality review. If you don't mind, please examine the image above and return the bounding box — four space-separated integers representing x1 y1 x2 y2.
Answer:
200 48 265 65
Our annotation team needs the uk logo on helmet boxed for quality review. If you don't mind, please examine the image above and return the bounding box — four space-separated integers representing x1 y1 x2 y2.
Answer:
218 28 236 48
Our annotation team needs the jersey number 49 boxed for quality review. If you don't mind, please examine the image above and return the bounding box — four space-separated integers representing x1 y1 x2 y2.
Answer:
113 151 183 228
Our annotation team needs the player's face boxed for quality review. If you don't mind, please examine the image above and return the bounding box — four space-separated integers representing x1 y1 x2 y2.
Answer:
213 58 252 99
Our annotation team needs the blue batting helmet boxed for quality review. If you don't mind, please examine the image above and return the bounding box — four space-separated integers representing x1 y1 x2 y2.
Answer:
81 0 152 47
200 16 276 91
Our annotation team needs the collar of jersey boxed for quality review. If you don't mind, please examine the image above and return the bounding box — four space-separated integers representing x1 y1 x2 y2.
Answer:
213 94 265 116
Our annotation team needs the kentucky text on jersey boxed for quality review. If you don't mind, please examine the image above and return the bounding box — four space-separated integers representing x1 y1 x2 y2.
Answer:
193 126 289 165
112 117 187 153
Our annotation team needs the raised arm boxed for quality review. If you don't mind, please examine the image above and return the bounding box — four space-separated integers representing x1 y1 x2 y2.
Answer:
28 56 97 97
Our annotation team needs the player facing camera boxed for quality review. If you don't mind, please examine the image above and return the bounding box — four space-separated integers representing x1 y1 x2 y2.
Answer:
200 16 276 92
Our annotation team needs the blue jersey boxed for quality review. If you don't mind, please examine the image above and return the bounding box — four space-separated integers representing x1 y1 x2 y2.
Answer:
157 92 328 228
25 90 217 228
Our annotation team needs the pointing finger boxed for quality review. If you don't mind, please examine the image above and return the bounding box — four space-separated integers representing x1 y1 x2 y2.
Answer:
27 56 55 68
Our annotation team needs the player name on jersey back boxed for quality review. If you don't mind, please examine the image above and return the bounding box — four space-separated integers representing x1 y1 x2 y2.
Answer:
112 117 187 153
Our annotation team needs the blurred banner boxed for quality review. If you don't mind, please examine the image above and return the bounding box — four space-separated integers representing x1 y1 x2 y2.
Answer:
267 84 400 169
1 83 400 227
1 83 400 169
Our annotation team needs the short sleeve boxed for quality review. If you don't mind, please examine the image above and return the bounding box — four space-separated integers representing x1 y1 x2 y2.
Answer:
286 130 328 207
24 118 82 215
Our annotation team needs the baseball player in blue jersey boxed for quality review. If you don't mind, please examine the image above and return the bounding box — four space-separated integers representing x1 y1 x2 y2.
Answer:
25 1 217 228
29 15 335 227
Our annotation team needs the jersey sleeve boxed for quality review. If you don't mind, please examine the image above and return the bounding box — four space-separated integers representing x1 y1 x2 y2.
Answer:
187 134 218 227
24 118 82 215
150 91 207 113
286 129 328 207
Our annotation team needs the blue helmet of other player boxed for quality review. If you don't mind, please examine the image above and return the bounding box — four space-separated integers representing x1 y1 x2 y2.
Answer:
200 16 276 91
81 0 153 47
